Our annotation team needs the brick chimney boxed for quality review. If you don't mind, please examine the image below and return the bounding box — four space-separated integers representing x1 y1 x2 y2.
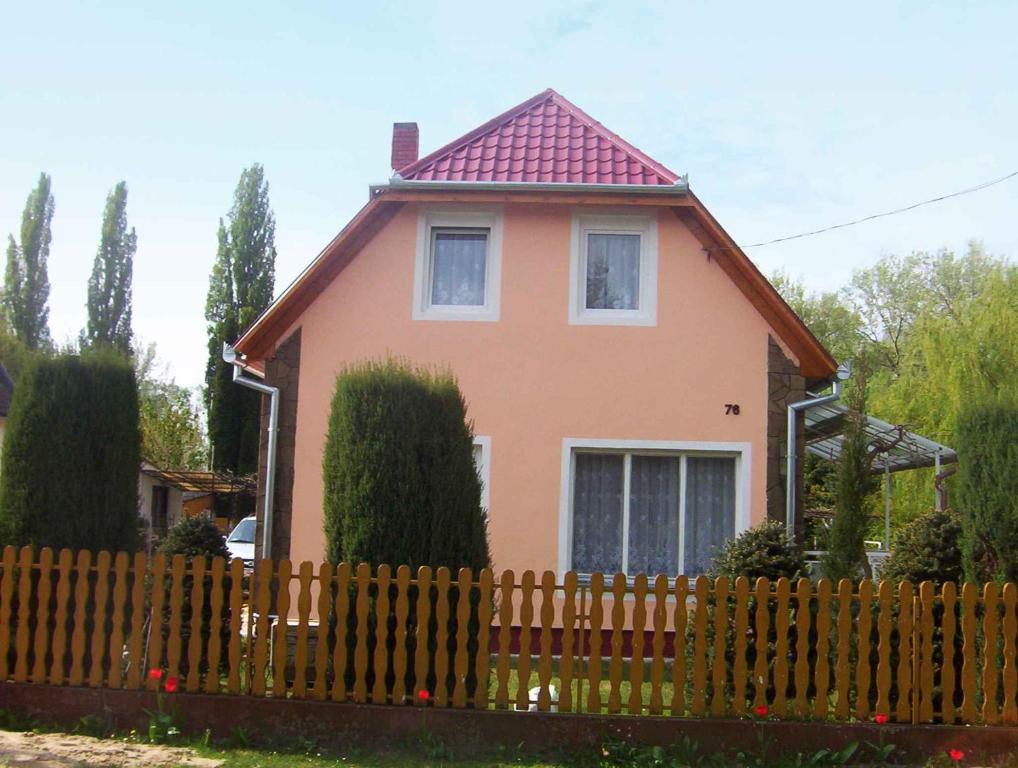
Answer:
391 122 419 172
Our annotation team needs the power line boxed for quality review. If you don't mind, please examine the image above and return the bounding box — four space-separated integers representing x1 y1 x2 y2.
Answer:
741 168 1018 249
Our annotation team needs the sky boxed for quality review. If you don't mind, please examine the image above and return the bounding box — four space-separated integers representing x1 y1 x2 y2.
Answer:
1 1 1016 389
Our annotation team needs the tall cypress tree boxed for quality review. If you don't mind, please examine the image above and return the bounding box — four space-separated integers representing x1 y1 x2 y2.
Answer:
205 164 276 475
85 181 135 352
4 172 53 350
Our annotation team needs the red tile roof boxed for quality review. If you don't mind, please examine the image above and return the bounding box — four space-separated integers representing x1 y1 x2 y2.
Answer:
396 89 682 186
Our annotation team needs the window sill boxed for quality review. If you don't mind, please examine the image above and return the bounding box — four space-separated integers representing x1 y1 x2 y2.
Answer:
413 306 500 322
569 309 656 327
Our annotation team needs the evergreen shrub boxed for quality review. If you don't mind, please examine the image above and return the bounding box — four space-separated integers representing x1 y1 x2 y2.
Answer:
707 520 807 583
880 508 963 587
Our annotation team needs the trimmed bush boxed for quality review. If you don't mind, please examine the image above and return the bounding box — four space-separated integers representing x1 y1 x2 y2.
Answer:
322 359 489 571
158 517 229 559
957 399 1018 583
707 520 807 583
880 508 963 586
0 351 141 552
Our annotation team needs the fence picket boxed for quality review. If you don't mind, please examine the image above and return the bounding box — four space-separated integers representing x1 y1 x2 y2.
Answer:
68 549 92 686
813 578 832 719
14 547 34 682
313 562 334 701
49 549 73 686
982 582 1000 725
607 573 626 714
390 565 409 705
294 561 315 699
671 576 688 717
794 578 812 718
185 557 206 693
145 554 167 690
31 548 55 684
494 569 513 709
0 546 14 681
895 581 913 723
918 581 936 723
692 576 709 717
773 578 790 718
474 569 494 710
227 559 244 695
251 559 273 697
960 582 978 723
732 577 749 716
649 574 668 716
876 581 893 720
453 567 473 709
126 552 147 690
710 577 729 717
536 570 555 712
628 573 647 715
105 551 129 689
753 577 771 714
434 567 452 707
272 560 293 698
371 564 391 705
205 557 225 695
166 554 186 686
515 570 535 711
352 562 369 703
940 582 957 724
587 573 604 714
413 566 432 705
331 563 352 703
87 551 112 688
1002 583 1017 725
855 581 873 721
559 571 577 713
834 579 852 720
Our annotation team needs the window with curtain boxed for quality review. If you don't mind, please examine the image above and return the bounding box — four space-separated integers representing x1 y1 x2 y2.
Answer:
429 228 488 307
570 451 737 576
585 232 641 310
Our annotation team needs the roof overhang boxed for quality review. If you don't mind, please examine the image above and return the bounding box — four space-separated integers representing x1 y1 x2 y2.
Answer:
234 182 838 380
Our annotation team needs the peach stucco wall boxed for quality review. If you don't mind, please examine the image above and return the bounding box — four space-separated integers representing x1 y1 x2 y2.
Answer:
279 202 796 573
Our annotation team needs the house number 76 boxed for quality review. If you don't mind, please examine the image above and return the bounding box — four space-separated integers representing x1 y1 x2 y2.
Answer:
724 403 741 415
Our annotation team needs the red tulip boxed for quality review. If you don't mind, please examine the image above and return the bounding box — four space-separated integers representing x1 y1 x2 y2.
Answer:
148 668 163 680
164 676 179 693
948 748 964 762
754 704 769 717
875 713 888 724
417 689 430 701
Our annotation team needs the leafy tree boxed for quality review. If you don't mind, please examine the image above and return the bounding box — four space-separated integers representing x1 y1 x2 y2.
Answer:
880 508 963 587
0 351 141 552
205 164 276 475
85 181 135 352
771 271 864 364
322 359 489 571
136 342 208 470
957 398 1018 583
4 173 53 350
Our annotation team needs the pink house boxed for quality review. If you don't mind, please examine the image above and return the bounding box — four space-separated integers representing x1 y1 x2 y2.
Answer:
231 89 837 577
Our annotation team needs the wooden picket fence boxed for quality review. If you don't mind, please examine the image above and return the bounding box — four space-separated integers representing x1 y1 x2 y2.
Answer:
2 544 1018 726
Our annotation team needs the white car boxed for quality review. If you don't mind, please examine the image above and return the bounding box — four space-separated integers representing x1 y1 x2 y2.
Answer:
225 516 256 567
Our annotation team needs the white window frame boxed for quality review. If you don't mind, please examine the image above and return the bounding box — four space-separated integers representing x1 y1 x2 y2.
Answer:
413 208 503 321
569 213 658 326
557 438 751 579
472 435 491 512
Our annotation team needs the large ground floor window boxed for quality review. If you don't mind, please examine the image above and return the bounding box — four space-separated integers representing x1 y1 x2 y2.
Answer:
567 448 740 576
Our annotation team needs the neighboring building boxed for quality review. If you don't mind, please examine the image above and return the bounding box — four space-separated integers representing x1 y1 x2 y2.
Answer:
232 89 837 577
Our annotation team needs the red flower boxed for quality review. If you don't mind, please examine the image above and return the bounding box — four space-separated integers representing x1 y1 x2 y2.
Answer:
164 677 179 694
754 704 769 717
417 689 430 702
948 748 964 762
875 713 888 724
148 668 163 680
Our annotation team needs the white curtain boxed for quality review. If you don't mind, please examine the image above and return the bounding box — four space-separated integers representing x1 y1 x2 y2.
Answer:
585 233 640 310
628 455 680 576
431 230 487 306
683 457 736 575
572 454 624 573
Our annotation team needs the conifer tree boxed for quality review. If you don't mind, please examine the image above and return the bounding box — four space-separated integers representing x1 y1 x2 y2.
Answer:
205 164 276 475
85 181 135 352
4 173 53 350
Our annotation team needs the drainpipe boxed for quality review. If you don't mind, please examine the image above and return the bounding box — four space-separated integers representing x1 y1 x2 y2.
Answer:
786 362 852 539
223 343 279 561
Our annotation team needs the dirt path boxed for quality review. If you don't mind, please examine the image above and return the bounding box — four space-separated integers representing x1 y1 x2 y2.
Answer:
0 731 223 767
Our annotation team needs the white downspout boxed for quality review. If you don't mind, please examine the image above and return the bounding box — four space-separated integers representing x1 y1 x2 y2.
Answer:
786 363 851 538
223 343 279 561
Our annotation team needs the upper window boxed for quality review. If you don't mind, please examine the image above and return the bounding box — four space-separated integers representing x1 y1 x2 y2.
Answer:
570 214 658 326
414 209 503 321
568 449 737 577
